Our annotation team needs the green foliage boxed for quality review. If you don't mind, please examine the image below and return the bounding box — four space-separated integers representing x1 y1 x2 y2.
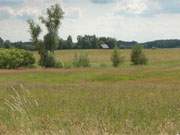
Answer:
63 63 72 69
77 35 99 49
55 61 64 68
40 4 64 33
0 49 35 69
3 40 11 48
38 52 64 68
43 32 59 52
59 36 73 49
111 47 123 67
100 63 108 68
72 52 90 67
72 53 79 67
27 19 45 67
131 45 148 65
27 20 41 44
39 52 56 68
0 37 3 47
28 4 64 68
21 50 36 66
40 4 64 53
66 35 73 49
4 36 180 50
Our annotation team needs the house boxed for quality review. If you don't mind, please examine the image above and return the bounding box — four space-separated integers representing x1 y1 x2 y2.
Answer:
100 44 109 49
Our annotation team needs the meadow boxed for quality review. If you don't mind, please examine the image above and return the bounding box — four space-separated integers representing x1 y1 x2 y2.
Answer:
0 49 180 135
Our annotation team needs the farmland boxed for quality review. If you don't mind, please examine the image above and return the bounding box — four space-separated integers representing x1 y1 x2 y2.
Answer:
0 49 180 134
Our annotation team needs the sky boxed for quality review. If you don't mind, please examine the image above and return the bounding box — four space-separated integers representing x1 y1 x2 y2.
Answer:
0 0 180 42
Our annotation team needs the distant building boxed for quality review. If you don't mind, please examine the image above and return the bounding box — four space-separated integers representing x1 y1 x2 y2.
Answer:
100 44 109 49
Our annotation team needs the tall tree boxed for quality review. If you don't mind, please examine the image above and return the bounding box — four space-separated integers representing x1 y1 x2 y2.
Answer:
28 4 64 67
27 20 46 65
40 4 64 53
4 40 11 48
66 35 73 49
27 20 41 50
0 37 4 48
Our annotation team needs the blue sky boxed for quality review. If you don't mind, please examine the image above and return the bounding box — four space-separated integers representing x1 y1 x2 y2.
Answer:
0 0 180 42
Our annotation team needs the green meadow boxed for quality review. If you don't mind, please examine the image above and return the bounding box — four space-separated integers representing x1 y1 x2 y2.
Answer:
0 49 180 134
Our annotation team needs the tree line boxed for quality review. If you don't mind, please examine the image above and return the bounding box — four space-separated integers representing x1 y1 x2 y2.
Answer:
0 38 34 50
1 36 180 50
60 35 137 49
0 35 137 50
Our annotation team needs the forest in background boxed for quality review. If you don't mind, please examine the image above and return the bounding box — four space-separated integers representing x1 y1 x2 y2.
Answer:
1 35 180 50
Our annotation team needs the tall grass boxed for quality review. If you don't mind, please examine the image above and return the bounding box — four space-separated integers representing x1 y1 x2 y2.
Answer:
1 83 179 135
3 85 115 135
4 85 39 134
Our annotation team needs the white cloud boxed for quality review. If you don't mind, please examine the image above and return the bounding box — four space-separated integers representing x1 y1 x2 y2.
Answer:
0 0 65 20
91 0 116 4
64 7 82 20
113 0 161 16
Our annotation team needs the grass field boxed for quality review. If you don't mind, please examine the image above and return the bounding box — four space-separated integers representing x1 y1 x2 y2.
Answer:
0 49 180 134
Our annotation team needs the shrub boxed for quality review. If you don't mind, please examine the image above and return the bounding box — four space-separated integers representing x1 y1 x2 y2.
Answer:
63 63 72 69
39 52 64 68
72 53 79 67
111 47 124 67
55 61 64 68
40 53 56 68
131 45 148 65
100 63 108 68
21 50 36 66
0 49 35 69
72 52 90 67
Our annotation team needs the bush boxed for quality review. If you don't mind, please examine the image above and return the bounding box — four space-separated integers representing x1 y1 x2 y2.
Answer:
39 52 64 68
100 63 108 68
55 61 64 68
72 52 90 67
72 53 79 67
40 52 56 68
63 63 72 69
131 45 148 65
111 47 123 67
21 50 36 66
0 49 35 69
